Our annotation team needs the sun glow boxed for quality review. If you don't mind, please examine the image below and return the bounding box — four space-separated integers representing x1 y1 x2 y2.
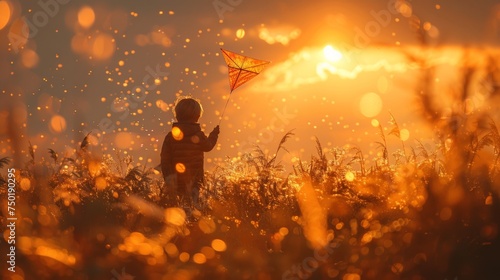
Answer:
323 45 343 62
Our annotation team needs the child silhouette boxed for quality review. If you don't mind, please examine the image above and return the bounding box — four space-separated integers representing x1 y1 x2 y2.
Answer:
160 96 219 208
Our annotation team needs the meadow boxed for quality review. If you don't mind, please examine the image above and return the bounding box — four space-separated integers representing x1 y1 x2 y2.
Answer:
2 55 500 280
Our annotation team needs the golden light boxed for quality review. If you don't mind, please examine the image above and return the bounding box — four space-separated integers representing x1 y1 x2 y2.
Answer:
279 227 289 236
258 26 301 45
211 239 227 252
88 160 101 177
71 33 90 54
20 178 31 191
345 171 355 182
20 49 40 69
50 115 67 133
172 126 184 140
179 252 190 262
0 1 11 30
95 176 107 190
198 217 216 234
193 253 207 264
164 243 179 257
323 45 343 62
78 6 95 29
396 1 413 17
165 207 186 226
236 28 245 39
400 129 410 141
201 246 216 259
91 33 115 60
115 132 133 149
175 163 186 173
359 92 383 118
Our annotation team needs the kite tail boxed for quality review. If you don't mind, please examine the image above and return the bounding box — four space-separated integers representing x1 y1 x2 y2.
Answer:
218 95 231 125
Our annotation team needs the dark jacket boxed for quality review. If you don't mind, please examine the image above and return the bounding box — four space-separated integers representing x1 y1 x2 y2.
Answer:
160 122 218 191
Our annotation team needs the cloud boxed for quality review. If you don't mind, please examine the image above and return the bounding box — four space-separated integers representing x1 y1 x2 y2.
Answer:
251 45 476 93
258 25 301 46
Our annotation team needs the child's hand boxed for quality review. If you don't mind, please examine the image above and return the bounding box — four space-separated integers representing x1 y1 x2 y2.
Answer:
213 125 220 135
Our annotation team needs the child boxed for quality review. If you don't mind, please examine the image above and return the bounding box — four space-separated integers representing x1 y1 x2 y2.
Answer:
160 96 219 208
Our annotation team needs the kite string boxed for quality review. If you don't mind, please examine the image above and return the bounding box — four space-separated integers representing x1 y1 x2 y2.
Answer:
218 94 231 125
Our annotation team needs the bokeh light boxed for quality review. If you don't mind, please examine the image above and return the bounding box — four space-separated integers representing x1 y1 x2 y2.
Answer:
0 1 11 30
49 115 67 133
236 28 245 39
172 127 184 141
175 163 186 173
115 132 133 149
359 92 383 118
20 49 39 68
91 33 115 60
211 239 227 252
165 208 186 226
77 6 95 29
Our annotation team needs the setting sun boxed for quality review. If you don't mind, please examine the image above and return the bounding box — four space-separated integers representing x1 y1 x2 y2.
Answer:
323 45 343 62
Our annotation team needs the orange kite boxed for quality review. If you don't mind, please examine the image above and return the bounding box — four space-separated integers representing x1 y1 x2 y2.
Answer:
219 48 270 122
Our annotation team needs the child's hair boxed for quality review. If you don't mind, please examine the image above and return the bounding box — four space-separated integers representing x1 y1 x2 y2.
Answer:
173 96 203 122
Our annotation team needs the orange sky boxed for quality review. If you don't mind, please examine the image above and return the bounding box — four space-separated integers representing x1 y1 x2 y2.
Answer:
1 0 500 172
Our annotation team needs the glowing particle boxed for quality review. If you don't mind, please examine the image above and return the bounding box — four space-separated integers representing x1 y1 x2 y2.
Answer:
279 227 289 236
95 177 107 190
114 132 133 149
20 49 39 68
50 115 67 133
179 252 190 262
211 239 227 252
165 207 186 226
172 127 184 140
201 247 215 259
400 129 410 141
175 163 186 173
0 1 11 30
198 217 216 234
20 178 31 191
92 34 116 60
78 6 95 29
193 253 206 264
165 243 178 257
359 92 383 118
236 28 245 39
345 171 355 182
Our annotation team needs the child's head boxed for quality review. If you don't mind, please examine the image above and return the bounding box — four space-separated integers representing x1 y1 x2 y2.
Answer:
173 96 203 123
